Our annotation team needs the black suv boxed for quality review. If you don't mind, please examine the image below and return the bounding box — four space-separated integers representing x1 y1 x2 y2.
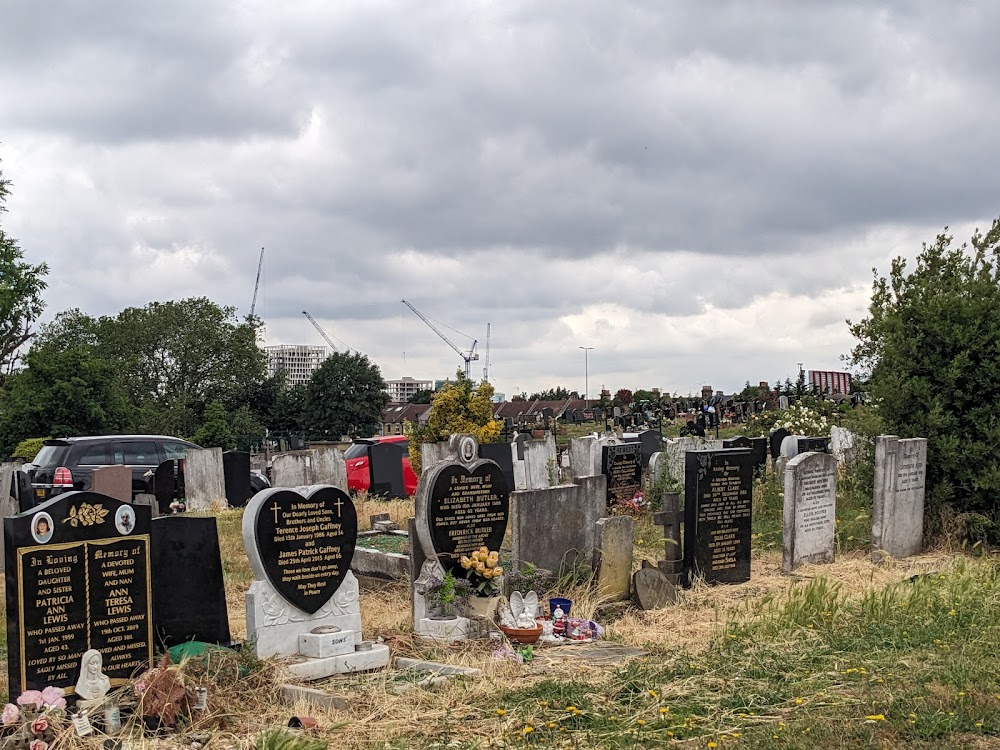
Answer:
27 435 269 507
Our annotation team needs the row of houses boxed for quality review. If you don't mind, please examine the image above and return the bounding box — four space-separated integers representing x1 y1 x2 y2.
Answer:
379 398 593 435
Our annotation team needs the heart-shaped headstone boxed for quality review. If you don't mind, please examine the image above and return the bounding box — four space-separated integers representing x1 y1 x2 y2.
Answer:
427 462 509 576
246 486 358 615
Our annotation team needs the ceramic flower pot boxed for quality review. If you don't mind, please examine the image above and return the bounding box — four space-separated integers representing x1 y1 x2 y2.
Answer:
465 595 500 620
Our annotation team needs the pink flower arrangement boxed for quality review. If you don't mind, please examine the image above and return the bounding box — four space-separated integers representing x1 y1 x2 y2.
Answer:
16 691 43 709
39 688 65 710
30 717 48 734
2 704 19 725
29 739 48 750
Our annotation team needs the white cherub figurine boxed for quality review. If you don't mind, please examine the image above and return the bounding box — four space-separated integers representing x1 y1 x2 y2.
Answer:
510 591 538 628
75 649 111 704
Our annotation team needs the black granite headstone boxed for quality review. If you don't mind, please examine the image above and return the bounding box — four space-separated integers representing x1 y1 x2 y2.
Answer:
222 451 252 507
769 428 791 459
250 486 357 614
478 443 515 501
602 443 642 508
427 462 509 577
723 436 752 449
797 436 830 454
150 515 231 648
5 491 153 699
368 442 406 499
682 449 753 586
153 460 177 515
750 437 768 476
637 429 661 469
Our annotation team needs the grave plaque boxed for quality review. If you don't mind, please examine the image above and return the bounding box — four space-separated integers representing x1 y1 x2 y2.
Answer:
5 492 153 698
246 486 357 615
426 463 509 576
601 443 642 508
769 428 790 459
872 436 927 561
222 451 252 507
782 452 838 572
797 437 830 455
683 449 753 586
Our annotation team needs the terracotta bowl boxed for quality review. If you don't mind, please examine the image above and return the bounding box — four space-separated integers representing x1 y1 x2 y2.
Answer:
498 624 543 644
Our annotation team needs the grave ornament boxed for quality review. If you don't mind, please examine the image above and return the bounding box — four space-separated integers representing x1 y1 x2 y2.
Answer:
74 649 111 703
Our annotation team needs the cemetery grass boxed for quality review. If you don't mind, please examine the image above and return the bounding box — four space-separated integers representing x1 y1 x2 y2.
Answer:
214 502 1000 749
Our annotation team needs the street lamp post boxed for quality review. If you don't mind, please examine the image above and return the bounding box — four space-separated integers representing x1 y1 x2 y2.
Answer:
578 346 594 408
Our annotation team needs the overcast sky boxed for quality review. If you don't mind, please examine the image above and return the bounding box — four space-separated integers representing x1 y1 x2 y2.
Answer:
3 1 999 398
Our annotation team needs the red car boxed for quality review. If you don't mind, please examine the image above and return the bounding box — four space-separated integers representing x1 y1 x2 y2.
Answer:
345 435 418 497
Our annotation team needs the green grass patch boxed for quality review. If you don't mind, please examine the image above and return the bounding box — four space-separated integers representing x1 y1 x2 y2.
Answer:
384 558 1000 748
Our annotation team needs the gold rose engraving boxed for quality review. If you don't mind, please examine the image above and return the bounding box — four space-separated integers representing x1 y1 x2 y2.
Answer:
62 503 111 527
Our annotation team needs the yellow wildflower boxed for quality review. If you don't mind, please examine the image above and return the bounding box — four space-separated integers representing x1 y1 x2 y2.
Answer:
865 714 886 721
496 709 506 716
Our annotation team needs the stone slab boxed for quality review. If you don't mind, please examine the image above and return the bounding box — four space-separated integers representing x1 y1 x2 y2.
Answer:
782 452 837 573
633 567 676 610
569 436 600 478
311 447 348 492
185 447 226 510
872 436 927 561
523 433 557 489
90 465 133 503
285 643 390 680
396 658 483 676
299 629 356 658
510 475 606 575
594 516 633 601
280 684 349 711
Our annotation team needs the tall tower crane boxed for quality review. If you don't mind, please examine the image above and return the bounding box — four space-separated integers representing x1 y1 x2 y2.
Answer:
249 248 265 317
302 310 347 353
483 322 490 382
401 300 478 378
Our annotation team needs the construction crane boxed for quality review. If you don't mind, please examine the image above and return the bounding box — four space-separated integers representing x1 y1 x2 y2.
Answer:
483 323 490 382
302 310 344 353
401 300 479 378
249 248 265 317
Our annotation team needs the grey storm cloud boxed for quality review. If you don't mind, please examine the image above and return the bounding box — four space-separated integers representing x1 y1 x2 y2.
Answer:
2 0 1000 393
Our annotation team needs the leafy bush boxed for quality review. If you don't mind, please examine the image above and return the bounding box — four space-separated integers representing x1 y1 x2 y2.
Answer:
11 436 49 461
849 220 1000 539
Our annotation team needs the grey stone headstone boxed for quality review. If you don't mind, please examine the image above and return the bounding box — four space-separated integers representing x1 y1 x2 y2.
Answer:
782 452 838 573
510 475 606 576
0 463 17 572
633 567 676 610
569 436 600 478
272 452 311 488
90 465 133 503
523 433 557 489
594 516 634 601
311 447 348 492
184 448 226 510
872 436 927 561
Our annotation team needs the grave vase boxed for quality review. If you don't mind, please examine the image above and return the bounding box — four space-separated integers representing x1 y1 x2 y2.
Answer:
465 594 501 620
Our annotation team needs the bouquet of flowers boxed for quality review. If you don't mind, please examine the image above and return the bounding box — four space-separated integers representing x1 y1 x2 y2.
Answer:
459 547 504 597
613 490 649 518
2 688 66 750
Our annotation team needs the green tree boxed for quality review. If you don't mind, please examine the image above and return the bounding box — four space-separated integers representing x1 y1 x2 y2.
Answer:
0 345 131 454
301 351 389 438
406 369 502 475
33 298 265 436
848 220 1000 536
0 164 48 379
526 386 577 400
408 389 434 404
193 400 235 449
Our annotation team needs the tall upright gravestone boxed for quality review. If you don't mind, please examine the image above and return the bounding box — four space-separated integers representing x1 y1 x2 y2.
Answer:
601 443 641 509
5 492 153 698
243 485 389 678
683 449 753 586
413 435 510 641
872 436 928 561
782 452 838 573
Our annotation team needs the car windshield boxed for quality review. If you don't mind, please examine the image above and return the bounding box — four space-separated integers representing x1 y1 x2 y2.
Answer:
344 444 370 459
33 445 70 468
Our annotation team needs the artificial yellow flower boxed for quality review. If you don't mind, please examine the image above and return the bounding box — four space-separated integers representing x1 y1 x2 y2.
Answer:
494 566 504 576
460 556 472 569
